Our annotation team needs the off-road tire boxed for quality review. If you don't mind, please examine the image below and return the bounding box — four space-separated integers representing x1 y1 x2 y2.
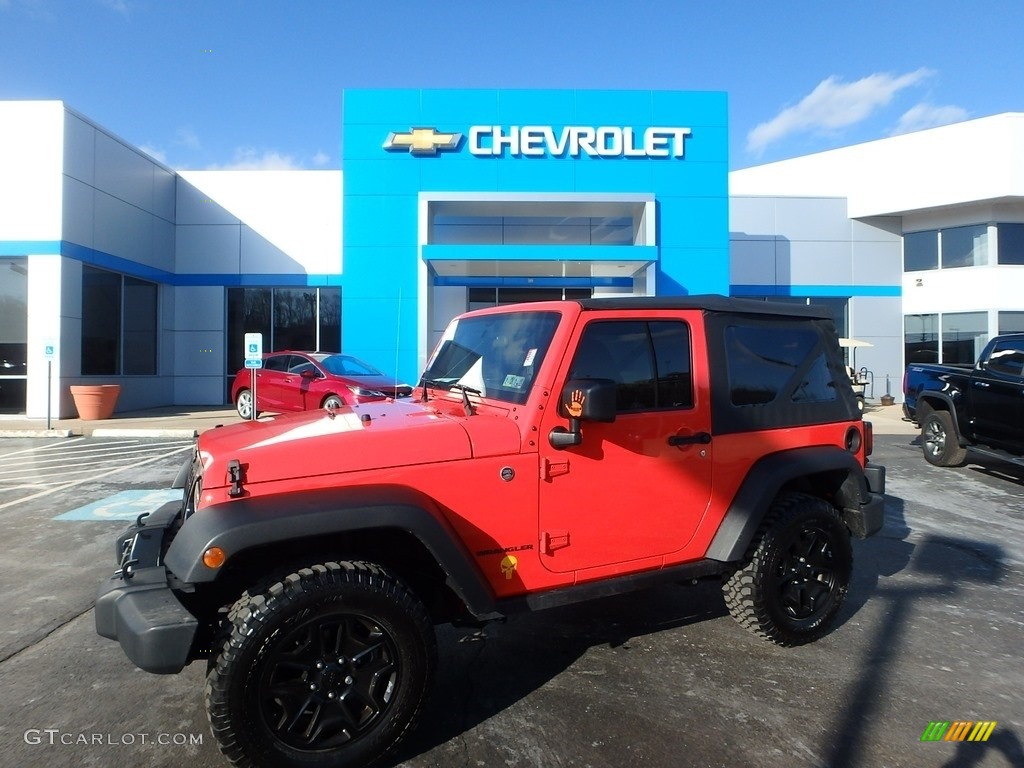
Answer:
921 410 967 467
723 493 852 647
206 560 436 768
235 389 258 420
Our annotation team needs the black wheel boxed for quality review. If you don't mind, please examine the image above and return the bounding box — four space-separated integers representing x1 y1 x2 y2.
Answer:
236 389 257 420
321 394 344 410
723 493 852 647
921 410 967 467
206 561 436 768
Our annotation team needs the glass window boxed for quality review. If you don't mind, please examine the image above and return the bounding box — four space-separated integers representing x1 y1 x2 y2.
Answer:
725 325 835 406
738 296 848 339
0 258 28 413
227 288 272 374
82 266 122 375
274 288 317 350
317 354 384 377
123 277 157 375
997 223 1024 265
998 311 1024 334
941 225 989 268
569 320 693 412
941 312 987 364
904 231 938 272
422 310 561 405
263 354 289 372
226 287 343 400
905 314 938 364
318 288 341 352
985 339 1024 377
650 322 694 409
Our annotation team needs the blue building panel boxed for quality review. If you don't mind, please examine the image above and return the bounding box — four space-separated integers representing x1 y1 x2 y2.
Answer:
420 89 501 123
342 88 730 382
495 158 580 192
573 90 656 122
495 89 579 124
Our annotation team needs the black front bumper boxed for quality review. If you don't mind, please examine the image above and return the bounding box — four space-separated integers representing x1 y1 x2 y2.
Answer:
94 501 198 675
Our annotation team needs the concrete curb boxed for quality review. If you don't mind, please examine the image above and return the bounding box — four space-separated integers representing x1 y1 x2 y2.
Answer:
0 429 75 438
90 428 198 439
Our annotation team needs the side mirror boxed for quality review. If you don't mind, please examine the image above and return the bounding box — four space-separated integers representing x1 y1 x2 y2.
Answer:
549 378 616 449
300 369 318 379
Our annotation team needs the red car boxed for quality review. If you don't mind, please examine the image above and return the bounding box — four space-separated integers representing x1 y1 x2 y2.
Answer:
231 351 412 419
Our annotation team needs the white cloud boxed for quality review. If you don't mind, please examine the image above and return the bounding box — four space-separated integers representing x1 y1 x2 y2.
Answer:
96 0 130 13
138 144 167 163
891 102 968 135
174 127 201 150
312 150 330 167
747 68 935 155
208 147 302 170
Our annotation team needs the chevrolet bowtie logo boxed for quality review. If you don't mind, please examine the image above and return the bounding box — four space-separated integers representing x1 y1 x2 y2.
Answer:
383 127 462 155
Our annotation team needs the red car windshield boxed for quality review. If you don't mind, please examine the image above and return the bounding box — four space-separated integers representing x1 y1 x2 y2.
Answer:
421 311 561 405
314 354 385 377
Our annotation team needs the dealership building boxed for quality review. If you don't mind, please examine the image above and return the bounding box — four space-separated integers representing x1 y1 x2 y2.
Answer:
1 90 1021 418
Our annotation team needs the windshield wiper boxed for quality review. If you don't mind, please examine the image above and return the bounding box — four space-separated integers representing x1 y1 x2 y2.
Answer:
448 383 481 416
418 376 441 402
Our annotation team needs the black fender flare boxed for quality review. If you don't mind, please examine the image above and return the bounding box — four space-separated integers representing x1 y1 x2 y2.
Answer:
705 446 870 562
915 390 965 442
163 485 499 620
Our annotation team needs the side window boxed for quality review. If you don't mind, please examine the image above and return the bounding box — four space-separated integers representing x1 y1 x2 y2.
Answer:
289 357 318 376
986 341 1024 377
570 320 693 413
263 355 289 372
650 322 694 408
725 325 836 405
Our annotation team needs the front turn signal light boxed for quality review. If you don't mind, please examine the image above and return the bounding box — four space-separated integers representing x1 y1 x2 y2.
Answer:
203 546 227 569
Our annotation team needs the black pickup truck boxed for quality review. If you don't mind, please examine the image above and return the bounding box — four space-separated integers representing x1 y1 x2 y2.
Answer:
903 333 1024 466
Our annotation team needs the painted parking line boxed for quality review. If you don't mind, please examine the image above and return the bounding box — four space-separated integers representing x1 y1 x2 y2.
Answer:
0 443 194 513
0 438 194 492
53 489 183 521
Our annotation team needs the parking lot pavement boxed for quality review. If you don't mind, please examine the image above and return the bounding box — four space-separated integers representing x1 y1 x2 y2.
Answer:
0 432 1020 768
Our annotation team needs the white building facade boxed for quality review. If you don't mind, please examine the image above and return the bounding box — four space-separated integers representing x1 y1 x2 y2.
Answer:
730 113 1024 387
1 97 1020 418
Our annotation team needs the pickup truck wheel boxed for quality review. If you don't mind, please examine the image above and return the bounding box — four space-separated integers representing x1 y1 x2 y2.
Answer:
206 561 436 768
921 410 967 467
723 493 851 647
235 389 257 420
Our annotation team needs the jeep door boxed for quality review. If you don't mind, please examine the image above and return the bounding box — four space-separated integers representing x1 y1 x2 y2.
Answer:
537 314 713 573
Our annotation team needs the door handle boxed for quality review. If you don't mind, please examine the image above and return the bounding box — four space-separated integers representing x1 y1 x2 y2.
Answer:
973 381 990 388
667 432 711 447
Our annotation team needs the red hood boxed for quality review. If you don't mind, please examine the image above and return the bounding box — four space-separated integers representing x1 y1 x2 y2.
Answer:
198 398 522 491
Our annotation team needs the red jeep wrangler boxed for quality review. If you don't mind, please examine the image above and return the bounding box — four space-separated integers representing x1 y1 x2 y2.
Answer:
96 296 885 768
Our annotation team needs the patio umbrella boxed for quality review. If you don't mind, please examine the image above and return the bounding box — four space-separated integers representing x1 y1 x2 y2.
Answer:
837 338 873 369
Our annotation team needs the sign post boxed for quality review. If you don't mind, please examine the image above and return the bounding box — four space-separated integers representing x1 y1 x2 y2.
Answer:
43 340 57 430
243 333 263 421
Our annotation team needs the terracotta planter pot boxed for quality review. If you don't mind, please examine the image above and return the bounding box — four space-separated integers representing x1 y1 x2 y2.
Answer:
70 384 121 420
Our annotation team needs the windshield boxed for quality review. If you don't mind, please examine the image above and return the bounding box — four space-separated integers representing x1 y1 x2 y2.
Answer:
315 354 385 377
422 311 561 404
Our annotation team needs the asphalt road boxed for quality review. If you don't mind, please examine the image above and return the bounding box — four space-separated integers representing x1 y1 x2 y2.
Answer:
0 434 1020 768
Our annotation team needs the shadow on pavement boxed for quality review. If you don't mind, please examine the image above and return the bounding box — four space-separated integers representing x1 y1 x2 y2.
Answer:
390 580 727 765
825 490 1020 768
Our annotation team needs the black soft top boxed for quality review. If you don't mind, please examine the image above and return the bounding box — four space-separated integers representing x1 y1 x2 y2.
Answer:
576 295 832 319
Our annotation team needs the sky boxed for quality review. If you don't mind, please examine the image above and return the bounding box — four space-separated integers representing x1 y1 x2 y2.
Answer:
1 0 1022 171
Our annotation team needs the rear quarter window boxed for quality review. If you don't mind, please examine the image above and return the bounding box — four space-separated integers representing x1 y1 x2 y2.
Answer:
725 326 836 406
